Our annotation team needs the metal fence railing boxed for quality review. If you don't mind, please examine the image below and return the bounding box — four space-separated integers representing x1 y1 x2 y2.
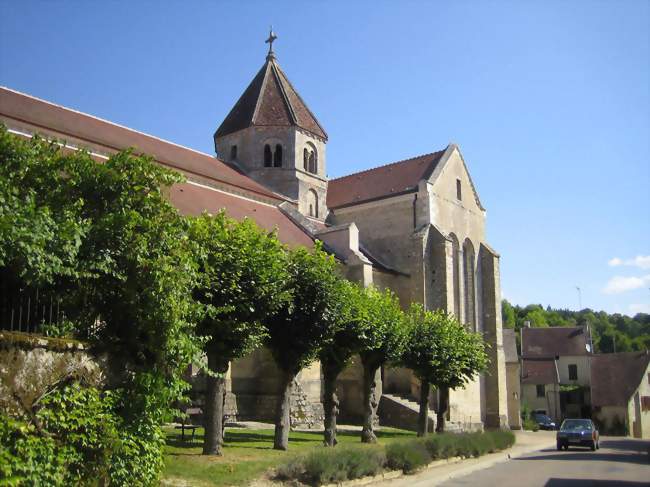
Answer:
0 280 66 335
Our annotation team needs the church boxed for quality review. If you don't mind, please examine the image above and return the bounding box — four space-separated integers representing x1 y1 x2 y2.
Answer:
0 33 509 431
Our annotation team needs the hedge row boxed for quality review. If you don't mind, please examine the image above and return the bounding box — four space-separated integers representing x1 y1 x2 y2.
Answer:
276 430 515 486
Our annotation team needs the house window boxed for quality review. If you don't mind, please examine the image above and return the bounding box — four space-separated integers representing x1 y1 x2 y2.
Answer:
568 364 578 381
273 144 282 167
456 179 462 200
264 144 272 167
536 384 545 398
230 145 237 160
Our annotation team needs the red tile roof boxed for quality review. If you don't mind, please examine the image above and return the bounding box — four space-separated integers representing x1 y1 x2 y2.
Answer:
169 183 313 248
0 87 282 202
591 352 650 407
214 57 327 140
327 151 445 209
521 359 559 385
521 326 591 359
0 86 314 248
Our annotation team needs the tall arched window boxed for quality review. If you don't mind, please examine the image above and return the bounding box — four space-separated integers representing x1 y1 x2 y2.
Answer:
264 144 272 167
303 148 309 170
463 239 476 331
273 144 282 167
307 189 319 218
449 233 461 320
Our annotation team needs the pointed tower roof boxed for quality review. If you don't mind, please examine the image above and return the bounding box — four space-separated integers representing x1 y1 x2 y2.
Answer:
214 42 327 141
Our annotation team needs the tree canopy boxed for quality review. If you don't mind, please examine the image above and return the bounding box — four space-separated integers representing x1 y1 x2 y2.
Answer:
502 299 650 353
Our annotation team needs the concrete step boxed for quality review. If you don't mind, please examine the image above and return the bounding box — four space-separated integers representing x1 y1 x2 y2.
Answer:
379 394 436 433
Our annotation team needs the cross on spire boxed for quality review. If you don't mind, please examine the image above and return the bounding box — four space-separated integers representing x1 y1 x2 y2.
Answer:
265 26 277 60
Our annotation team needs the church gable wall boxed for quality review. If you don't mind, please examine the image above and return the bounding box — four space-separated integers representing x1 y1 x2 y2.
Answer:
426 148 485 250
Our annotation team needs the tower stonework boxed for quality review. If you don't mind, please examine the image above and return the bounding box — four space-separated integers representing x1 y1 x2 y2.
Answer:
214 41 328 220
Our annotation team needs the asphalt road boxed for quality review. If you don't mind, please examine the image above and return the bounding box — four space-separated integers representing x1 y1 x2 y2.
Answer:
439 437 650 487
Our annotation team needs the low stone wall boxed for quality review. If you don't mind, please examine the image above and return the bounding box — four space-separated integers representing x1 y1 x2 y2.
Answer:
0 331 103 416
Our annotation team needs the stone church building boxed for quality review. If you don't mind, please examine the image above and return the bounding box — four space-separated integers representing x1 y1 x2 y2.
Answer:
0 37 509 431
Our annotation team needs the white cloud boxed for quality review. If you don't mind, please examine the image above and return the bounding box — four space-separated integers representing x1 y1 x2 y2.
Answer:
608 255 650 270
602 274 650 294
629 303 650 314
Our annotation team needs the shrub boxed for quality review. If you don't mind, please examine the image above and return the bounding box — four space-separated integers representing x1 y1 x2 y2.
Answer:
278 446 385 485
276 430 516 485
523 418 540 431
385 440 431 473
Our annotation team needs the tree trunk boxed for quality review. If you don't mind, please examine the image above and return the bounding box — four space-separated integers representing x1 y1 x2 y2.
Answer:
273 370 294 450
436 386 449 433
322 362 341 447
202 352 229 456
417 381 430 437
361 359 380 443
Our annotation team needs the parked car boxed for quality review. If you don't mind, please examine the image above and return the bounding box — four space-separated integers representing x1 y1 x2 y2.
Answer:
532 412 557 430
556 418 599 451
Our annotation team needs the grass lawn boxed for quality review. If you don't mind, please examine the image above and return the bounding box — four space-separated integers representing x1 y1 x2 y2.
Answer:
162 426 415 486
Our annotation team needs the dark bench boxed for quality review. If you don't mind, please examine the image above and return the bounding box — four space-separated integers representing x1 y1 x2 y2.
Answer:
175 407 202 441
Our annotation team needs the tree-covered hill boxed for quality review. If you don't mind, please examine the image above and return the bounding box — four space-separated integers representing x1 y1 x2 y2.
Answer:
502 300 650 354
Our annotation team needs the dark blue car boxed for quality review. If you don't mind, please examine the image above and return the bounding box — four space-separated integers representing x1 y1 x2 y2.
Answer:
556 419 600 451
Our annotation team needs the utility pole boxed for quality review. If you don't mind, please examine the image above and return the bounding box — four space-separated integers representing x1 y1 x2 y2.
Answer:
575 286 582 310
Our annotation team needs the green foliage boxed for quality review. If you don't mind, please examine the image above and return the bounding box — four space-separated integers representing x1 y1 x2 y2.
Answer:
501 299 650 354
276 431 515 485
403 306 488 391
318 280 365 372
189 211 288 364
0 414 67 485
356 286 408 367
0 127 202 483
265 242 342 374
1 382 116 485
522 418 540 432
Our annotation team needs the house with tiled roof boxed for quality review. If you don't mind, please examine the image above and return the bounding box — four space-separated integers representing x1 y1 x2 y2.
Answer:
0 34 509 430
591 351 650 438
520 326 593 422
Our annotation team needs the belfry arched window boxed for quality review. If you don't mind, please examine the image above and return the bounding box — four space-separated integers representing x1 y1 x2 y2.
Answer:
264 144 272 167
273 144 282 167
303 143 318 174
307 189 319 218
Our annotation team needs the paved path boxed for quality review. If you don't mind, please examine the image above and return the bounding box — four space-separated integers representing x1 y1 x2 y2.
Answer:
439 436 649 487
378 433 650 487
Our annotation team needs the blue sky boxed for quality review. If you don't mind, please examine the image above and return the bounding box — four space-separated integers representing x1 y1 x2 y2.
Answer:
1 1 648 316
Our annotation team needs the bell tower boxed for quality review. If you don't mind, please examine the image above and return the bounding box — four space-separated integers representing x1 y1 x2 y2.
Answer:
214 29 328 220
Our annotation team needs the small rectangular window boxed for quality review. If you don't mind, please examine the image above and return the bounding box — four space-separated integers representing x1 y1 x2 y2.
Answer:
568 364 578 381
230 145 237 160
536 384 545 398
456 179 462 200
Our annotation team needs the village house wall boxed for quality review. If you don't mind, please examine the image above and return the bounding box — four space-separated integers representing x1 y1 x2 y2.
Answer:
556 355 592 386
506 362 522 429
628 362 650 438
521 383 561 422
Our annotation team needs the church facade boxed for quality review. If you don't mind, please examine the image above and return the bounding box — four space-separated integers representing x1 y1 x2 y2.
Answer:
0 38 509 430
